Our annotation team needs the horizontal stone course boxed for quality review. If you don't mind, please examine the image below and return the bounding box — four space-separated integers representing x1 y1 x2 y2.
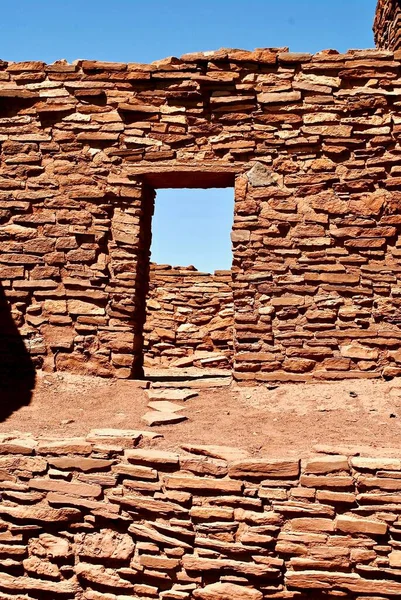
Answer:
0 430 397 597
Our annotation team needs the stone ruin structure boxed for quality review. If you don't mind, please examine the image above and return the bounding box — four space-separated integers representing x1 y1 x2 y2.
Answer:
3 3 401 600
3 2 401 384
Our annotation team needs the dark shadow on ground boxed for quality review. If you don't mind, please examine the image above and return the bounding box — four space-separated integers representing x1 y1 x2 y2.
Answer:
0 283 35 421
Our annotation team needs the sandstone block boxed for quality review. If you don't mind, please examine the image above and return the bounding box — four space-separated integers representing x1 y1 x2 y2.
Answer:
67 300 105 315
300 474 354 488
303 455 349 474
0 505 81 523
351 457 401 471
287 517 335 532
48 457 114 472
0 573 77 595
336 515 387 535
37 439 92 455
28 478 102 498
389 550 401 567
340 344 379 360
128 523 192 549
75 563 135 590
193 582 262 600
142 411 187 426
164 475 242 493
258 91 301 104
76 530 135 561
286 570 401 594
29 533 70 558
112 464 157 479
229 459 300 479
125 449 179 467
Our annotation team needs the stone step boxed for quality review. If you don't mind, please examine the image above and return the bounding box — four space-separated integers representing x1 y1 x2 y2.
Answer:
144 367 231 383
151 377 232 389
146 389 199 402
142 411 188 427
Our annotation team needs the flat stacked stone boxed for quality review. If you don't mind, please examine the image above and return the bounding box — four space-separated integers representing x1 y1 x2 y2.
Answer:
0 430 398 597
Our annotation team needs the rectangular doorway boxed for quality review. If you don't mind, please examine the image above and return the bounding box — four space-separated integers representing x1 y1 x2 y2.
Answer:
143 187 235 371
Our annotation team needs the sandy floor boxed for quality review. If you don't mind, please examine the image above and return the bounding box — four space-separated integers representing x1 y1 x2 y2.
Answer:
1 371 401 457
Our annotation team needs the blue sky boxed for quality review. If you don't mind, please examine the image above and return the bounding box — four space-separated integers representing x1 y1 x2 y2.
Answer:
0 0 378 272
0 1 376 63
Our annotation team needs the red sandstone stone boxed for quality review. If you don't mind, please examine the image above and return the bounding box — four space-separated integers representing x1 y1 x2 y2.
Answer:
229 459 300 479
193 583 262 600
336 515 387 535
304 456 350 474
28 478 102 498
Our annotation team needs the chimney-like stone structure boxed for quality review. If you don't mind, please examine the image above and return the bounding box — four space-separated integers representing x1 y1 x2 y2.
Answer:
374 0 401 49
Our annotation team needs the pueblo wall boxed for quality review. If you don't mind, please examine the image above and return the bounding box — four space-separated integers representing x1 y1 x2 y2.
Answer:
143 265 233 369
3 51 401 381
1 431 401 598
374 0 401 50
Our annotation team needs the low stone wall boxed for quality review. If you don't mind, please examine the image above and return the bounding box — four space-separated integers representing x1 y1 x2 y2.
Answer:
143 265 233 369
1 430 401 598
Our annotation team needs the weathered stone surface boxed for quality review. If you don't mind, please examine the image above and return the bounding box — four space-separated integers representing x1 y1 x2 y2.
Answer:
193 583 262 600
304 455 349 474
37 439 92 455
0 457 47 473
23 556 60 578
0 505 81 522
29 533 70 558
340 344 379 360
142 411 188 426
146 389 198 401
375 0 401 50
76 530 135 560
48 457 114 472
125 449 179 466
336 515 387 535
286 570 401 594
389 550 401 567
75 563 135 590
229 459 300 479
0 573 77 594
164 474 242 493
29 478 102 497
351 457 401 470
128 523 192 549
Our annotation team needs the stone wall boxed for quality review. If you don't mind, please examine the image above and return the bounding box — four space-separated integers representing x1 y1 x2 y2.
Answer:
374 0 401 50
2 51 401 381
1 430 401 598
143 265 233 369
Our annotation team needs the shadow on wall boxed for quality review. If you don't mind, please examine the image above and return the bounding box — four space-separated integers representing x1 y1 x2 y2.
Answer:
0 282 35 421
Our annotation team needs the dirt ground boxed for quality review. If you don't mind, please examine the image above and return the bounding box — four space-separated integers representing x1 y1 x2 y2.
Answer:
1 371 401 457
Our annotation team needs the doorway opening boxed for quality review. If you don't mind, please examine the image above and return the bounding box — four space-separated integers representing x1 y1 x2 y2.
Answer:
151 188 234 273
143 187 235 371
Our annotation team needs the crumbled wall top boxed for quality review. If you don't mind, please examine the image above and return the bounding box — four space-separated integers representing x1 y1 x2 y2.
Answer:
374 0 401 50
